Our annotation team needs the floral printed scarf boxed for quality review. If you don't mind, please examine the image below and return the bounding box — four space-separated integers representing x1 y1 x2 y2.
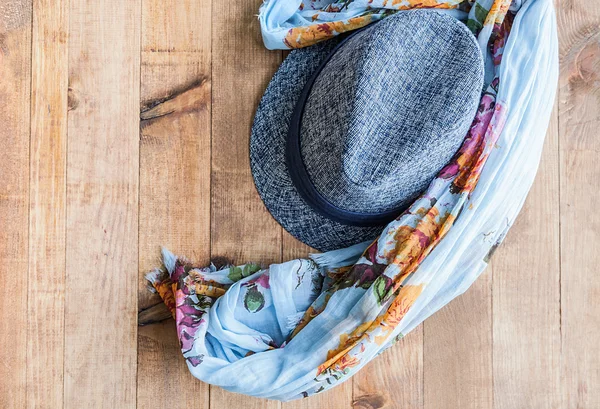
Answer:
147 0 557 401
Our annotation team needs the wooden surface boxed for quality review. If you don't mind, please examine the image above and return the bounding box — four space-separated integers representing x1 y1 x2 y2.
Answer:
0 0 599 407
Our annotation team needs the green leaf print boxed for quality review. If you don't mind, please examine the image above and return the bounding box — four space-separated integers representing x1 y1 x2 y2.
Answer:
227 263 261 282
466 3 489 33
392 333 404 345
243 263 261 277
227 266 244 282
373 275 394 305
473 2 489 23
244 286 265 313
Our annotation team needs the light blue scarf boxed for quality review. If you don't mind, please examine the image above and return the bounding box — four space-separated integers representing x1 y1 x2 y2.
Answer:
147 0 558 401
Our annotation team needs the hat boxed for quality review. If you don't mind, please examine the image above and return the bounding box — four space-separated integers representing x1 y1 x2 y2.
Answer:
250 10 484 252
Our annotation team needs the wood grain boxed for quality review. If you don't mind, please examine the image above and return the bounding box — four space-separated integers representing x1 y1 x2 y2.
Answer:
137 0 212 406
210 0 282 406
27 0 68 407
424 275 492 409
354 329 423 409
210 0 282 264
491 107 561 409
0 0 31 406
64 0 140 406
282 232 314 261
138 320 209 408
557 1 600 407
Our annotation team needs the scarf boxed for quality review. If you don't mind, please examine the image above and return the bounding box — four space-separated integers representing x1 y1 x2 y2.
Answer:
147 0 558 401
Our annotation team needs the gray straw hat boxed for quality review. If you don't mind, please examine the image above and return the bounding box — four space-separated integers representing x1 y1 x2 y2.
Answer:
250 10 484 251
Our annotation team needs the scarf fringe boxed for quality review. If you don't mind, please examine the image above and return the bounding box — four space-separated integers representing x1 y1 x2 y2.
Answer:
144 248 182 294
144 268 165 292
309 240 371 270
161 247 178 276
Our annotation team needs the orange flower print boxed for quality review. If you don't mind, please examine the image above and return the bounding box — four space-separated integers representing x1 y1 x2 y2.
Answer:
316 284 424 376
436 213 457 240
334 353 361 372
284 15 375 48
316 316 383 375
484 0 512 26
391 0 460 8
364 283 425 345
316 341 366 376
390 207 441 273
152 279 176 317
194 283 227 299
382 284 424 327
381 224 414 261
336 319 383 356
290 294 332 339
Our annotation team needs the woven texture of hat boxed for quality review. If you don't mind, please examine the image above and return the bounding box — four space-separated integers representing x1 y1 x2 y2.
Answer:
300 11 484 213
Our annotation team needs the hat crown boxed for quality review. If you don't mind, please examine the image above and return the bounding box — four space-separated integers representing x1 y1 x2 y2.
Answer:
299 10 484 213
341 25 476 185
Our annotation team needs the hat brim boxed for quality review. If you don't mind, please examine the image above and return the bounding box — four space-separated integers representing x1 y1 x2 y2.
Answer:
250 38 382 252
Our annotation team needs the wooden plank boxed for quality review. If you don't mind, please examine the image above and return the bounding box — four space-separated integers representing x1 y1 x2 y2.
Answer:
138 321 209 408
0 0 31 406
27 0 68 407
354 328 423 409
137 0 212 406
210 0 282 406
283 380 352 409
64 0 140 406
492 106 561 408
558 2 600 407
210 0 282 263
423 276 492 409
282 232 313 261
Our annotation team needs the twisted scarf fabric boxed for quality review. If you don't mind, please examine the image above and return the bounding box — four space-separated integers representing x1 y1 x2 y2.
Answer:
147 0 558 401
